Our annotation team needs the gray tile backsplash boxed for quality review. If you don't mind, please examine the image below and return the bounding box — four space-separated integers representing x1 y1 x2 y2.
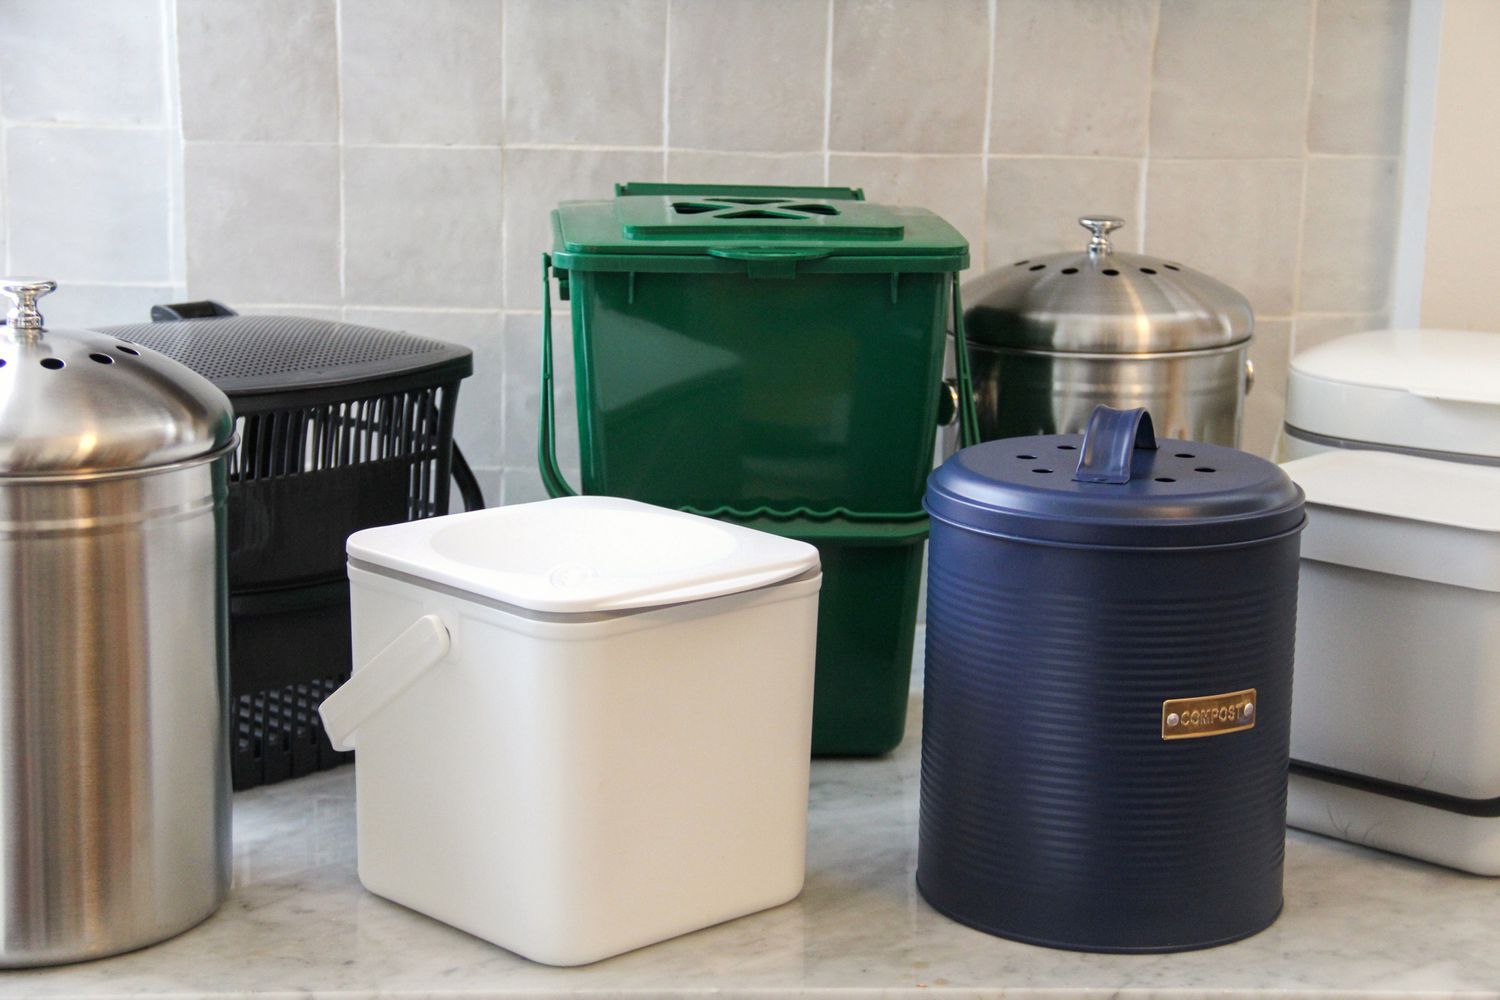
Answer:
1150 0 1313 159
343 146 504 308
7 126 174 282
339 0 504 147
990 0 1156 157
0 0 168 127
0 0 1412 486
177 0 338 142
184 142 341 304
829 0 989 154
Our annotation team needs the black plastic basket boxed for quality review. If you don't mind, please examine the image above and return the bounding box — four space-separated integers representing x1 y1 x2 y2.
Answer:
100 303 482 789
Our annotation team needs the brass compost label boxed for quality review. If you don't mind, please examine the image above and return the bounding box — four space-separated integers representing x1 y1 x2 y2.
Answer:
1161 689 1257 741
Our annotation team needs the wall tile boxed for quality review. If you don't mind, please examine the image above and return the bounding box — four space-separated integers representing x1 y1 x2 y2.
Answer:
7 126 173 282
454 465 503 512
985 157 1142 267
990 0 1155 156
184 142 340 304
344 147 503 308
40 283 181 330
177 0 337 142
1151 0 1313 158
829 155 985 269
502 147 663 308
1292 311 1389 354
501 466 553 506
1299 157 1399 312
342 307 506 470
1144 158 1303 316
502 312 579 485
1309 0 1409 155
666 151 825 187
668 0 826 152
829 0 988 154
505 0 665 146
340 0 503 146
0 0 166 125
1243 318 1291 459
234 304 345 323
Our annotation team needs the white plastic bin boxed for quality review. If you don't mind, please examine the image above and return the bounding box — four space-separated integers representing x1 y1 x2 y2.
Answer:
1282 451 1500 874
319 496 821 965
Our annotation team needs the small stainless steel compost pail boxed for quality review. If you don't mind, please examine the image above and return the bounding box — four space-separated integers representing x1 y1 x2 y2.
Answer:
961 216 1254 447
919 405 1304 953
0 279 236 966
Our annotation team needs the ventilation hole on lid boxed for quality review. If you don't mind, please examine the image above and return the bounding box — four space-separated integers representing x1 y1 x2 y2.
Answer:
785 203 840 215
1164 264 1181 271
1102 268 1120 276
89 353 114 364
1155 477 1176 483
116 344 140 355
713 197 790 205
1033 468 1053 474
1013 259 1030 266
672 201 721 215
1028 264 1046 271
1195 467 1216 473
1061 267 1079 274
1140 267 1157 274
717 209 801 220
1017 453 1037 460
1056 444 1077 450
40 357 64 370
1174 452 1195 458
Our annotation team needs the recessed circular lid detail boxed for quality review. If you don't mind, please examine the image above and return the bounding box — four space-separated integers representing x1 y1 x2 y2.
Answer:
347 496 822 614
961 216 1253 354
926 406 1304 547
0 279 235 476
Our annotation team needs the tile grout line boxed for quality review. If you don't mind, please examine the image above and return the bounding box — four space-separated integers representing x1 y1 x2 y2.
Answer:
822 0 833 185
1137 0 1162 253
980 0 997 270
160 0 183 291
661 0 672 180
334 0 348 309
495 0 508 486
1288 0 1320 336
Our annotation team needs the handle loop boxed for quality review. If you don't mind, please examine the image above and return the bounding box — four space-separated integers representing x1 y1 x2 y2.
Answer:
318 614 451 751
1073 405 1157 485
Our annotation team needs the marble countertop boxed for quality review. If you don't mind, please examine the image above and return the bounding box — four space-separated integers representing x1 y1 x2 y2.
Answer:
2 697 1499 999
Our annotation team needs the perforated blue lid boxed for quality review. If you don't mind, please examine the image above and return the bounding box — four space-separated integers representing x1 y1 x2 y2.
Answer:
925 407 1304 548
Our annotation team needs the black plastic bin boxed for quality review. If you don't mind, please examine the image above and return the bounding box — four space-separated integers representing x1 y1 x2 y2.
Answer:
100 305 482 789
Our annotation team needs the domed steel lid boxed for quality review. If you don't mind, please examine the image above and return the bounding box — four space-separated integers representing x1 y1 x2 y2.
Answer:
0 279 235 476
926 406 1303 548
962 216 1253 354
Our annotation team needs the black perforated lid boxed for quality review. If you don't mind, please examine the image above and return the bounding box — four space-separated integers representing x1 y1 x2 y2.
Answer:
96 315 473 405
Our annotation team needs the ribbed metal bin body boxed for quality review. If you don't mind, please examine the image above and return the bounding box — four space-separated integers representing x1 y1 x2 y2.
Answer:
919 515 1300 951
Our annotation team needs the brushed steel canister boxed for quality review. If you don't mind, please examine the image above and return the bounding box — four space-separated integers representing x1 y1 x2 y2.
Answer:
0 279 236 966
960 216 1255 447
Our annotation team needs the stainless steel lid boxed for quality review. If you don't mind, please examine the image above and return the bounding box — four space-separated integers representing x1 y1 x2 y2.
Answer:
0 279 235 476
962 216 1253 354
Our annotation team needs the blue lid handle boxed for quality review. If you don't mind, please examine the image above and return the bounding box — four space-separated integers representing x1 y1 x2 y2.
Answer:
1073 406 1158 484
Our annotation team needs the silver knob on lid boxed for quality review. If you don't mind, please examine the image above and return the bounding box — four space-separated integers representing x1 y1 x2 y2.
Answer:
1 278 56 335
1079 216 1124 256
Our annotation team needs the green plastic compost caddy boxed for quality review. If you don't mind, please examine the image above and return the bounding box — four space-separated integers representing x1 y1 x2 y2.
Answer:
539 182 977 754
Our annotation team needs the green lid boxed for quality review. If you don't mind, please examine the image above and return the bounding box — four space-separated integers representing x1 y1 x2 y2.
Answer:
551 183 968 276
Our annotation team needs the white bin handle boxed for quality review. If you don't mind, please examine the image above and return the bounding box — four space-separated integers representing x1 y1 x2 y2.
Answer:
318 614 451 752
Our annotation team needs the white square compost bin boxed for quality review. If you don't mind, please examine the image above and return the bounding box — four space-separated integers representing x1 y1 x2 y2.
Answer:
1283 451 1500 874
318 496 821 965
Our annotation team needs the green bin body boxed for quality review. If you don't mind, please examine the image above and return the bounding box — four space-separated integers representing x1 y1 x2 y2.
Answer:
539 183 975 755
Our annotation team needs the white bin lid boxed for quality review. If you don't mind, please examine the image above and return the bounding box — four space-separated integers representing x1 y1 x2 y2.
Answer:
1283 451 1500 592
1285 329 1500 460
346 496 821 613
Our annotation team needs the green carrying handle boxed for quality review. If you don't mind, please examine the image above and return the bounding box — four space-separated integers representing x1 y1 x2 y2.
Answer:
537 252 980 524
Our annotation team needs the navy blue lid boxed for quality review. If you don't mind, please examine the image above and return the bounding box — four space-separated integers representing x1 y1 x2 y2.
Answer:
925 406 1305 548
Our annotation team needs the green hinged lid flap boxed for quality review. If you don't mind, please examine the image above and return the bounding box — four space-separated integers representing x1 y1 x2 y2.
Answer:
551 184 968 275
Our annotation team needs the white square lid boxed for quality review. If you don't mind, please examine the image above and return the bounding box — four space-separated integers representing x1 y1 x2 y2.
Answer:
1286 329 1500 459
346 496 821 614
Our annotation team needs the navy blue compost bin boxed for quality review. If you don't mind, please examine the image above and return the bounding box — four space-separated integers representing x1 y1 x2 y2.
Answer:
917 405 1305 953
